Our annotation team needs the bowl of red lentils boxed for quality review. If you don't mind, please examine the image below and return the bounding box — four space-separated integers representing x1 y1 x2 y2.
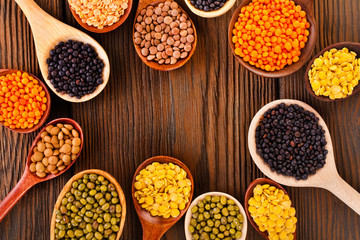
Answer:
228 0 316 78
0 69 51 133
68 0 133 33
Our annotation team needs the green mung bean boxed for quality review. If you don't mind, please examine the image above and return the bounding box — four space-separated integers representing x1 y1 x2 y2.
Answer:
54 173 122 239
189 195 244 239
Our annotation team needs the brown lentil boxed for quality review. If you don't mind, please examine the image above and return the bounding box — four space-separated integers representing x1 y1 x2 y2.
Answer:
134 0 195 65
29 123 81 177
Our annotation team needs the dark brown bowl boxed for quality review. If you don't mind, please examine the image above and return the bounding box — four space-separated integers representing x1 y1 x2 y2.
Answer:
228 0 316 78
244 178 297 240
0 69 51 133
68 0 133 33
132 0 197 71
304 42 360 102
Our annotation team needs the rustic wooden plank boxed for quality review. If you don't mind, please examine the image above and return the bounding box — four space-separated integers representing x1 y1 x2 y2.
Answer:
279 0 360 239
0 0 359 239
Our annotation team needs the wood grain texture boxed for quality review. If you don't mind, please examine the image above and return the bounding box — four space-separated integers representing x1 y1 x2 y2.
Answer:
0 0 359 240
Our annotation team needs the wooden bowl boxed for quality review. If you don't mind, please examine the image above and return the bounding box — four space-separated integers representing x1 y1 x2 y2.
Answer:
304 42 360 101
0 69 51 133
68 0 133 33
228 0 316 78
133 0 197 71
244 178 297 240
131 156 194 239
184 0 236 18
0 118 83 222
184 191 248 240
50 169 127 240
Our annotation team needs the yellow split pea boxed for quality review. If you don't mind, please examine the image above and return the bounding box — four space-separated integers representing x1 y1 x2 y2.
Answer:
248 184 297 240
134 162 192 218
308 47 360 99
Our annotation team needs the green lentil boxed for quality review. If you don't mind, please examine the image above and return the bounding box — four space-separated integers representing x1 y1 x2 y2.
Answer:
189 195 244 239
54 173 122 240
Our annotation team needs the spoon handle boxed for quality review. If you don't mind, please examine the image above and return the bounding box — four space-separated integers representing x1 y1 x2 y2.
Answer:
15 0 46 24
142 229 163 240
324 174 360 215
0 170 37 222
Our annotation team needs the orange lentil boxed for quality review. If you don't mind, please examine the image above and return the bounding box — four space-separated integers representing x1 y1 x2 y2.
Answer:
232 0 310 71
0 71 47 129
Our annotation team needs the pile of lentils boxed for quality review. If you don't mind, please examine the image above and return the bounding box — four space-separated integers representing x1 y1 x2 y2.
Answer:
134 1 195 65
190 0 228 12
189 195 244 240
255 103 328 180
46 40 104 99
29 123 81 178
54 173 122 240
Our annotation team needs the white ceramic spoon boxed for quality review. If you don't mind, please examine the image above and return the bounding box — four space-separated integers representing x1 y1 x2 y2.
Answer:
15 0 110 102
248 99 360 215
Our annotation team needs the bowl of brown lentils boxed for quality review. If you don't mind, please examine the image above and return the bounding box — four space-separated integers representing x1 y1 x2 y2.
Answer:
133 0 197 71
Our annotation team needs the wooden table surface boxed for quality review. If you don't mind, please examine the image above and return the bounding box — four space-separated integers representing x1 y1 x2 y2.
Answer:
0 0 359 239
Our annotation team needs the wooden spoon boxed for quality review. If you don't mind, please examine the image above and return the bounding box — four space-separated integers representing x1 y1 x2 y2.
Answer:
50 169 126 240
14 0 110 102
248 99 360 215
184 0 236 18
133 0 197 71
244 178 297 240
228 0 316 78
184 191 248 240
131 156 194 240
67 0 133 33
0 69 51 133
304 42 360 101
0 118 84 222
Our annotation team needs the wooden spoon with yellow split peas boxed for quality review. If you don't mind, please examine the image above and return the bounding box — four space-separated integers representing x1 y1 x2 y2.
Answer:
132 156 194 240
134 161 192 218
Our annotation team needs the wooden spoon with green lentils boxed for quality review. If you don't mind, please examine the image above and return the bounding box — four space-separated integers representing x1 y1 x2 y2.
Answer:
51 171 126 240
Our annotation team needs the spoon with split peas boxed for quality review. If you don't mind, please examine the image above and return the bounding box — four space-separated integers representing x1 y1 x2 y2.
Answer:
248 99 360 215
131 156 194 240
133 0 197 71
244 178 297 240
14 0 110 103
0 118 84 222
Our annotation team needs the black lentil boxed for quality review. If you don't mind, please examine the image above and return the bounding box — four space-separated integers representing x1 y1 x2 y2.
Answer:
189 0 228 11
255 103 328 180
46 40 104 99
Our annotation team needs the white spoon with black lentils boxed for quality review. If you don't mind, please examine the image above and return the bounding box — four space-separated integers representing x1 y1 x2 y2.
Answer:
248 99 360 215
15 0 110 102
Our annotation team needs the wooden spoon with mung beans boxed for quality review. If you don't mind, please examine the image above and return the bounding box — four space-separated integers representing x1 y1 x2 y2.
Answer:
0 118 84 222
